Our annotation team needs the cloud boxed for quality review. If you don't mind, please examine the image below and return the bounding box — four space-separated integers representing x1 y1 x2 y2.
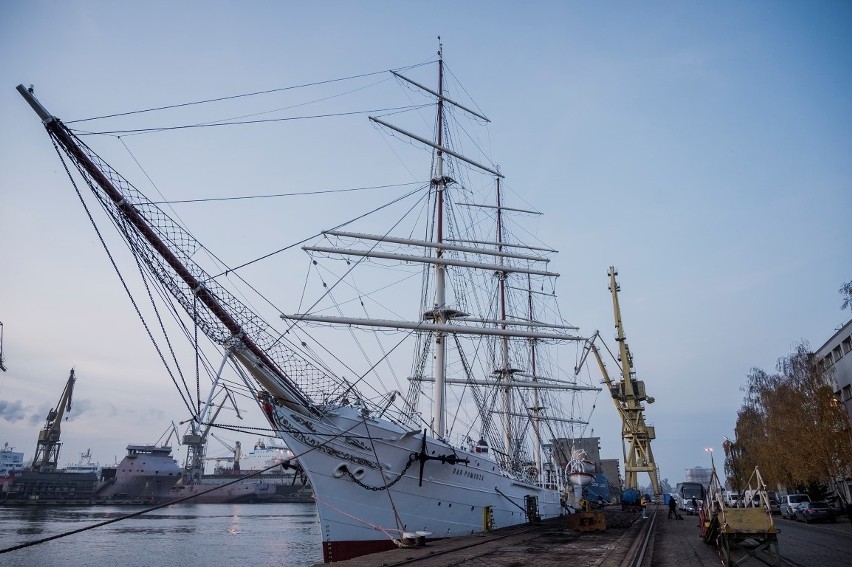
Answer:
0 399 30 423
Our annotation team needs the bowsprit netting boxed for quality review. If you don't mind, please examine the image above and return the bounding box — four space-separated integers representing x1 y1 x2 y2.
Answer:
48 124 354 406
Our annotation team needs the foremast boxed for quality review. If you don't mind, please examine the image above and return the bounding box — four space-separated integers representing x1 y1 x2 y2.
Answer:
431 43 449 439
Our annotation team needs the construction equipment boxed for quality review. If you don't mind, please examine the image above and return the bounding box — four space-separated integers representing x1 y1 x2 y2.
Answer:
575 267 661 501
700 464 779 566
567 511 607 532
31 369 76 472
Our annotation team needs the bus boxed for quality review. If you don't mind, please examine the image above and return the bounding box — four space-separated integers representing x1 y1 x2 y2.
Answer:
676 482 706 515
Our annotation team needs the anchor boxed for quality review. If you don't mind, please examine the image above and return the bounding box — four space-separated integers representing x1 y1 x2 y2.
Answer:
413 430 470 486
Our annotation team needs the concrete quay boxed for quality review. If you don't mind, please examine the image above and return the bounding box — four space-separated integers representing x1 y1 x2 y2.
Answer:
314 504 724 567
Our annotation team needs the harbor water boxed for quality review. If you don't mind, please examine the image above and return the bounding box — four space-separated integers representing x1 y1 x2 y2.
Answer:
0 502 322 566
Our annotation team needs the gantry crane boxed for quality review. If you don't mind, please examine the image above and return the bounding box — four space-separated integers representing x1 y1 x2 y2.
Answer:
31 369 77 472
576 267 661 496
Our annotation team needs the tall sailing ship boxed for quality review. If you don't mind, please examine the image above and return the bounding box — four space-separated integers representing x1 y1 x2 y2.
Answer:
18 48 599 561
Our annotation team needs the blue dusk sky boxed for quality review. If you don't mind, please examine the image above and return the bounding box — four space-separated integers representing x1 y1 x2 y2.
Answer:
1 1 850 487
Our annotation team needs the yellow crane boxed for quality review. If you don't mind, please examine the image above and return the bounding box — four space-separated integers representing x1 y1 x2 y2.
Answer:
31 369 76 472
576 267 661 496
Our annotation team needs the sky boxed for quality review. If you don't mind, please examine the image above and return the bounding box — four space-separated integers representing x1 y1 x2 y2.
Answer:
1 1 851 487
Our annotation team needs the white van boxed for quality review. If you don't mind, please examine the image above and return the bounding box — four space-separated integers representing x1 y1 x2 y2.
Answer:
724 492 741 507
780 494 810 519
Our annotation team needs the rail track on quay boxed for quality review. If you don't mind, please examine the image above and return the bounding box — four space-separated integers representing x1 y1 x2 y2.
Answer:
322 508 654 567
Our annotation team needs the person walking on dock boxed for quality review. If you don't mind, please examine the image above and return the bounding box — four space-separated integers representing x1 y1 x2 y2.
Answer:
668 496 683 520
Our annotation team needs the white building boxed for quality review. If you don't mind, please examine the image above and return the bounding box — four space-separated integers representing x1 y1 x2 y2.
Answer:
815 318 852 502
818 318 852 426
685 466 712 486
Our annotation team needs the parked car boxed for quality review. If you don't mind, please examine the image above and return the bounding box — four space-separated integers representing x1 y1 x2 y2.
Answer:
794 501 836 523
767 496 780 515
780 494 810 519
750 493 781 514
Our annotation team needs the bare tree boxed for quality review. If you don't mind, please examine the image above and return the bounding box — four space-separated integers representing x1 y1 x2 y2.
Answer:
841 280 852 312
732 342 852 491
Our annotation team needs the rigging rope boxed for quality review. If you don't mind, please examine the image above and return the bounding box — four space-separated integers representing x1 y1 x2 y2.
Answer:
150 181 423 205
73 105 431 136
49 134 195 415
66 61 435 124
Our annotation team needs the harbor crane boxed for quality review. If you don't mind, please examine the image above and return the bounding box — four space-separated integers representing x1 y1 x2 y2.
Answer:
181 384 244 482
576 267 661 497
210 433 242 471
32 369 76 472
0 321 7 371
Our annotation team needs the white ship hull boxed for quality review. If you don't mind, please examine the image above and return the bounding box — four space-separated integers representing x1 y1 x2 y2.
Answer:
274 406 562 562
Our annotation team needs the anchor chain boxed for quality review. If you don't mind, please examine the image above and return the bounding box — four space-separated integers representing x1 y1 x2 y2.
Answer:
347 454 417 491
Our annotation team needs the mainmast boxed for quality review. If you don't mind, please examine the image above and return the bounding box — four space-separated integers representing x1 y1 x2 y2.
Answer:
528 275 543 481
431 41 448 440
496 178 514 464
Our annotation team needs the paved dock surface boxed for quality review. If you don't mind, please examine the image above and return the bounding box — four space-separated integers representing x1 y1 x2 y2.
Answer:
318 505 847 566
650 506 723 566
315 504 732 566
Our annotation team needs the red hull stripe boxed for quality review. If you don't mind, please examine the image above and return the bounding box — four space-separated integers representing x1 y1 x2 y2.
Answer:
323 538 399 563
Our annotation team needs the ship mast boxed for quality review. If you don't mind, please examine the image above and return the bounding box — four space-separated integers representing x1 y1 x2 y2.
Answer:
528 275 543 481
431 41 448 440
495 178 514 464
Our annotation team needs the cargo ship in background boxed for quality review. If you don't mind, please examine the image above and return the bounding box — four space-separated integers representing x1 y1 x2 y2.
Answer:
177 438 312 504
169 393 313 505
0 443 25 494
1 369 104 505
0 368 310 506
0 370 194 505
